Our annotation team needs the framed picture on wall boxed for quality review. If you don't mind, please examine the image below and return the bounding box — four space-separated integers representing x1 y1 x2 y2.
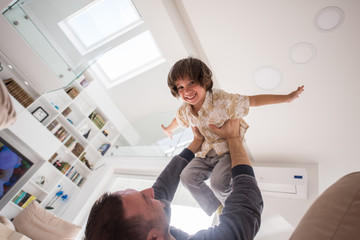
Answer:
31 107 49 123
0 137 34 200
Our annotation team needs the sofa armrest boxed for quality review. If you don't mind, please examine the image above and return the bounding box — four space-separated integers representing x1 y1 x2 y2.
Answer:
290 172 360 240
0 223 31 240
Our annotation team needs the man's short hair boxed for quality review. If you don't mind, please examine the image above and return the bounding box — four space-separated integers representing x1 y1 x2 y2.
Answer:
167 57 213 98
85 193 155 240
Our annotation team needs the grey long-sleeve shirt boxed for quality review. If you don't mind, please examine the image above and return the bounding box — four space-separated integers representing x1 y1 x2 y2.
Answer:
152 148 263 240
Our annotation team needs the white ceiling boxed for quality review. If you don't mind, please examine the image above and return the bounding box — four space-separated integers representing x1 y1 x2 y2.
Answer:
107 0 360 191
1 0 359 190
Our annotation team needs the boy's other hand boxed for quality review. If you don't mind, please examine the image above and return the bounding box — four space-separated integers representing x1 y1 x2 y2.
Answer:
161 124 173 140
287 85 304 103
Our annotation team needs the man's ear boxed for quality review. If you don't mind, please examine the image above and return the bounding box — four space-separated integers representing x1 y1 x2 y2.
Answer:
146 228 165 240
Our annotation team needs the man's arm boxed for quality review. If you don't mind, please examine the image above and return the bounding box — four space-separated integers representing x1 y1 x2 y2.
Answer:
182 120 263 240
249 85 304 107
152 127 203 202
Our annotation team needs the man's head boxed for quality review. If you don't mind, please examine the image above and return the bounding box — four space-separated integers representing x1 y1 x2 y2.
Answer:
167 57 213 98
85 188 172 240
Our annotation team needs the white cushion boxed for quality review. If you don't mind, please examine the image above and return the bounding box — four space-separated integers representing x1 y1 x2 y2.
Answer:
13 201 81 240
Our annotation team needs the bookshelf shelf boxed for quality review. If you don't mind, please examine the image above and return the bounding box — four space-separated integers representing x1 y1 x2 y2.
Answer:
0 74 120 218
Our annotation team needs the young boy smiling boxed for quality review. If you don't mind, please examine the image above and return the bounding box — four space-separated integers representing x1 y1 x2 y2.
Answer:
162 57 304 215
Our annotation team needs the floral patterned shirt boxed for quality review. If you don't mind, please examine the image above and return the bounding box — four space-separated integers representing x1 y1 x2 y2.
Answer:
176 88 249 158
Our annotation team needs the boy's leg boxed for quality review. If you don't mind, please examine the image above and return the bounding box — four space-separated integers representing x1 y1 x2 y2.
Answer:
210 152 232 206
180 156 221 216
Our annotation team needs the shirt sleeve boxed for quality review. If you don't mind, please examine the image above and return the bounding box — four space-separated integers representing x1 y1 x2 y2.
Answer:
0 80 17 130
152 148 194 202
219 90 249 119
175 103 190 128
172 169 263 240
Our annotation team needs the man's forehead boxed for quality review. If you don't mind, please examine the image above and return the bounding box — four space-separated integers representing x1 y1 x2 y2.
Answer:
113 188 137 196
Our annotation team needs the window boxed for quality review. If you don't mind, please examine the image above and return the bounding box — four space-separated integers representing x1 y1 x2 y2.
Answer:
59 0 142 54
59 0 165 87
93 31 165 87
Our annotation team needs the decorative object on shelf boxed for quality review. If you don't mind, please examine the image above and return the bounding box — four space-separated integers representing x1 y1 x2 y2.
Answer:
80 78 89 88
35 176 48 187
98 143 110 156
31 106 49 123
78 124 89 134
67 118 73 125
45 185 68 210
83 129 91 139
50 102 59 110
102 130 109 137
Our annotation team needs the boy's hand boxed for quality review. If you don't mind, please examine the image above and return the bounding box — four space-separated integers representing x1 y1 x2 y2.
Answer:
161 124 173 139
287 85 304 103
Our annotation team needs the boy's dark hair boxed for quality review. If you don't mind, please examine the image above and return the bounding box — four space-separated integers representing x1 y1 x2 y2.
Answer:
167 57 213 98
85 193 155 240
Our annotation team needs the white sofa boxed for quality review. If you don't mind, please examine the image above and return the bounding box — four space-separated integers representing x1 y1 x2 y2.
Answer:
0 201 81 240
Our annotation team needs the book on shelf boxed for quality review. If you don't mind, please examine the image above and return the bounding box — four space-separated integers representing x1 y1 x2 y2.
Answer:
48 152 58 164
72 142 85 157
59 162 71 174
3 78 35 108
65 166 74 177
17 192 31 208
69 170 78 180
65 86 80 99
47 119 58 132
89 112 106 129
12 190 26 204
62 107 72 117
22 195 37 209
64 136 75 148
72 173 82 185
77 176 87 187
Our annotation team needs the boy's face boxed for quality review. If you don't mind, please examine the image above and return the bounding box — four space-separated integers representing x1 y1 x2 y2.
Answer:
175 77 207 111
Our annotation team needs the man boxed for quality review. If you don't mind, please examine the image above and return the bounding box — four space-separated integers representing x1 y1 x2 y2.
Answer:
85 119 263 240
0 80 16 129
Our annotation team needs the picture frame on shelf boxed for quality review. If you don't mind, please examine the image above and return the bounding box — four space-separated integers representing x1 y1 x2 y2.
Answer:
31 106 49 123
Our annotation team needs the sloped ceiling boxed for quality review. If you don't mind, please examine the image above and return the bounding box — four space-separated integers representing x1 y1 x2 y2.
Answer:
103 0 360 191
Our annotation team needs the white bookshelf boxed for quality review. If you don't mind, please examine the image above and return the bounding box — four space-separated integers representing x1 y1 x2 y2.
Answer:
0 75 120 219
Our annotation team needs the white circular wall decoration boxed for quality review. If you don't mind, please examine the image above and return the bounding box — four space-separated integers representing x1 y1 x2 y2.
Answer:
254 66 282 90
289 42 317 64
314 6 345 32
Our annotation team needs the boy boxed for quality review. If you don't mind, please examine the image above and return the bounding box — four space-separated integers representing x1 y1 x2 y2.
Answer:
161 57 303 215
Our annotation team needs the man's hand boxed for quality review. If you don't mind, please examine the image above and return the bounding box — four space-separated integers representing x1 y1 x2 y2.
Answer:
209 119 250 167
209 119 240 140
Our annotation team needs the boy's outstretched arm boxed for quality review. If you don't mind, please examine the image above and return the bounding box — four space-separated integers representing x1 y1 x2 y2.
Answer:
249 85 304 107
161 117 179 139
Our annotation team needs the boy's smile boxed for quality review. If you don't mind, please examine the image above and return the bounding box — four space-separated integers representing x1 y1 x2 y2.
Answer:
176 77 207 113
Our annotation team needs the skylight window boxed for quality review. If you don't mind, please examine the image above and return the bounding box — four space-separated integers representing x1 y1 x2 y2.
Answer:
59 0 142 53
94 31 165 87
